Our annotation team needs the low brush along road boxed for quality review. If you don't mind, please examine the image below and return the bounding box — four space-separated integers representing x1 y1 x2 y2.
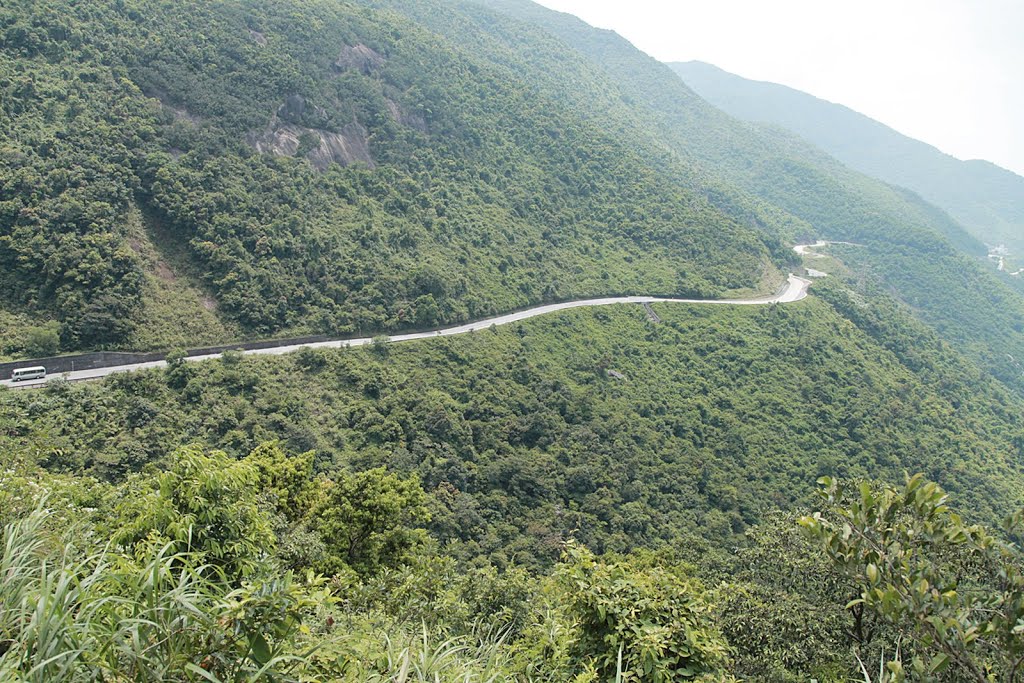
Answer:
2 269 815 389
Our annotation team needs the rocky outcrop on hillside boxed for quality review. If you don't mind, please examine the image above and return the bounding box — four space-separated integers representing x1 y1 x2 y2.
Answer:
334 43 385 74
246 118 374 170
246 94 375 170
385 98 428 133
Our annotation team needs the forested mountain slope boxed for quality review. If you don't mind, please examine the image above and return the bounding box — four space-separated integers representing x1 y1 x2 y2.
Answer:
6 287 1024 563
0 0 780 359
9 0 1022 400
9 2 1024 677
673 60 1024 254
455 0 1024 395
5 0 1023 510
7 269 1024 681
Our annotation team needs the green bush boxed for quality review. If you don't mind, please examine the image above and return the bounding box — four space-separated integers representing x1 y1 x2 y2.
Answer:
555 544 733 682
112 446 275 578
22 324 60 357
309 467 430 577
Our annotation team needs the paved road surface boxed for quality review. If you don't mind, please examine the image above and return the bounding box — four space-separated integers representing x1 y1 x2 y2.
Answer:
793 240 861 256
1 273 812 389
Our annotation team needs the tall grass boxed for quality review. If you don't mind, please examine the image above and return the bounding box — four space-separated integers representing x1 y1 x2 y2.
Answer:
355 625 517 683
1 508 638 682
0 509 304 682
0 508 96 682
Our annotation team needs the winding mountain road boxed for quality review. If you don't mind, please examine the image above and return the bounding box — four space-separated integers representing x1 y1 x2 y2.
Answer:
794 240 861 256
1 270 814 390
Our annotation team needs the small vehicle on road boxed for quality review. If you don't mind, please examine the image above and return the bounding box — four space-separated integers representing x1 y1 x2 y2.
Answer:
11 366 46 382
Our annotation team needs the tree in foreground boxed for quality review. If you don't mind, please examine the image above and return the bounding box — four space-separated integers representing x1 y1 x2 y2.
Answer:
800 474 1024 682
112 446 275 579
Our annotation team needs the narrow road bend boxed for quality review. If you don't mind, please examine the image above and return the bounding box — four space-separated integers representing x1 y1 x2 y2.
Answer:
2 271 813 389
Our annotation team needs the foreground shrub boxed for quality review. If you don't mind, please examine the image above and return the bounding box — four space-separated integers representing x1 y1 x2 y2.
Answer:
554 544 733 682
0 508 313 682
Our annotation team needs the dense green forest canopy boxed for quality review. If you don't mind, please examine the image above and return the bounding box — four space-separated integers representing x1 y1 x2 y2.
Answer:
5 287 1024 565
5 286 1024 679
0 0 781 359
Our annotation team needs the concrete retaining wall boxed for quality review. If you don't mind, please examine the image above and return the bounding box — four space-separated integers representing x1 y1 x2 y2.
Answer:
0 334 331 380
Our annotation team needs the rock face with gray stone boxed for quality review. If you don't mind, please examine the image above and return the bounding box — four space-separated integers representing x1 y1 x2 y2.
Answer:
277 94 308 123
246 108 374 171
241 43 426 168
334 43 385 74
307 122 374 170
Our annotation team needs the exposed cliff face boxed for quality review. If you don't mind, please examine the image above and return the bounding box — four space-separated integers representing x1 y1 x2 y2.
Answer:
245 94 374 169
246 118 374 170
308 122 374 169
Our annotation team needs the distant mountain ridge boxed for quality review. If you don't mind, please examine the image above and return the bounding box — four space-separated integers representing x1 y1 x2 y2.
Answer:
671 60 1024 253
456 0 1024 395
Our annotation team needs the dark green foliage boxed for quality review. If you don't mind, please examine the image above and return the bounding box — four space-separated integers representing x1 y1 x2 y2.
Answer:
0 2 151 349
710 515 852 682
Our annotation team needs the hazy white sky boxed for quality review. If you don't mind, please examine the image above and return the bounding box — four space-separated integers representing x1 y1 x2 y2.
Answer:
533 0 1024 177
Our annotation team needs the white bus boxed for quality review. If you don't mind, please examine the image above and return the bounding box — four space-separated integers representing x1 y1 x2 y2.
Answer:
11 366 46 382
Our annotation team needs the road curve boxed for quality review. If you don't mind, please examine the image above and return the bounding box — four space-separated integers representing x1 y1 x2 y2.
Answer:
793 240 862 256
1 273 812 389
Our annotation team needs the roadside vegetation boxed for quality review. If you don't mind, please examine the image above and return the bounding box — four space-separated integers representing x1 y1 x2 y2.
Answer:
5 282 1024 678
5 290 1024 561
